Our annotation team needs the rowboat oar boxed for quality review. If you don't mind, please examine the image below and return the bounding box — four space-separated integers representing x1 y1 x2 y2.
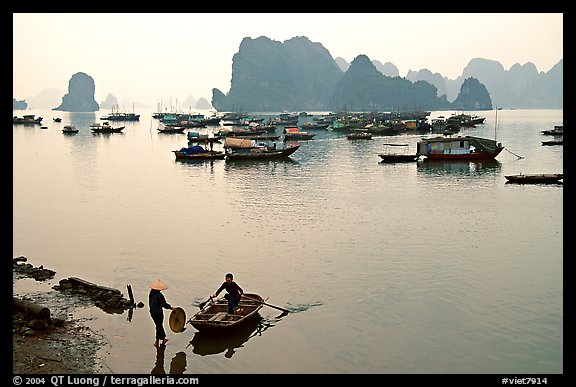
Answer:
198 296 213 309
243 295 290 313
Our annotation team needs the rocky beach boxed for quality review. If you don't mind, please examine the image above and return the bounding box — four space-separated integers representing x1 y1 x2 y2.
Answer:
12 256 135 374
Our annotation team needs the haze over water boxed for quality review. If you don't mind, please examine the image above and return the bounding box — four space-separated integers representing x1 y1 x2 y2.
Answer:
13 108 563 375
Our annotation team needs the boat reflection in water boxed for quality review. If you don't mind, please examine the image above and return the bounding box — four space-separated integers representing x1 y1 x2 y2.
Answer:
417 158 502 176
188 312 287 358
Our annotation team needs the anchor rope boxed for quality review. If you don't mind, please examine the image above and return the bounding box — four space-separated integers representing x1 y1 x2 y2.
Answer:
504 147 524 159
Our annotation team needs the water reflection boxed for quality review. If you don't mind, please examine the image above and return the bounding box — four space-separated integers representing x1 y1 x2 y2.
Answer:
417 158 502 175
151 344 187 374
188 312 285 358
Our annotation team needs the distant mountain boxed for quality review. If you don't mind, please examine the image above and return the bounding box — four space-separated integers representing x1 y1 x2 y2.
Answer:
24 88 65 109
196 97 212 110
451 77 492 110
331 55 452 112
100 94 119 109
212 36 344 111
334 57 350 72
53 72 99 112
405 58 562 108
372 60 400 78
13 98 27 110
213 36 492 112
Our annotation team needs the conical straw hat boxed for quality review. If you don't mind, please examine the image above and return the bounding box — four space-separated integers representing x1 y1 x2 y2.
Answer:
149 279 168 290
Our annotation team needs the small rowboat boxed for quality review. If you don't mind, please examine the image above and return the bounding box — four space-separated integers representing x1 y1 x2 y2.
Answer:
188 293 264 333
378 143 418 162
62 125 79 133
173 150 225 160
541 139 563 146
505 173 563 184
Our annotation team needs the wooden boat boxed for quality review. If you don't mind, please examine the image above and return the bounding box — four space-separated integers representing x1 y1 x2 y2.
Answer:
301 122 329 130
505 173 563 184
283 126 315 141
223 137 300 160
173 145 225 160
187 293 264 333
13 114 43 125
100 106 140 121
347 129 372 140
100 113 140 121
378 143 418 162
416 136 504 160
542 139 563 145
540 125 563 135
53 117 62 123
90 122 124 133
157 123 185 133
62 125 79 133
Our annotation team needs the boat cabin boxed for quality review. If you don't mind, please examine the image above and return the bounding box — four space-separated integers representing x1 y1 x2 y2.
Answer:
416 136 501 157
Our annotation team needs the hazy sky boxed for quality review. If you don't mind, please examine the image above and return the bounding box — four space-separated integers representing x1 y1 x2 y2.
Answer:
13 13 563 108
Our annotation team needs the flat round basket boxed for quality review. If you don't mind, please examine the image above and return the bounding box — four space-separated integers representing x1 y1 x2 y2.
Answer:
169 307 186 333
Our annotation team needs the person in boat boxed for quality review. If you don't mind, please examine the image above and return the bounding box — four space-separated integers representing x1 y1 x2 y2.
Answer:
148 279 177 348
212 273 244 314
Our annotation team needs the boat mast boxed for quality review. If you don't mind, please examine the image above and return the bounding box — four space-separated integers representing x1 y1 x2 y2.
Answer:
494 106 498 141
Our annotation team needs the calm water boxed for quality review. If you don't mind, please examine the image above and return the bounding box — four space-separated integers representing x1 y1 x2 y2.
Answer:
13 108 563 375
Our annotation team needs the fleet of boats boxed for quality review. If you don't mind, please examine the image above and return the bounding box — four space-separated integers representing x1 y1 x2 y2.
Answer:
13 111 562 183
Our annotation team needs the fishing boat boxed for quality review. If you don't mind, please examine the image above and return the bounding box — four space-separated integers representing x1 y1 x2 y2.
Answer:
13 114 43 125
187 293 265 333
378 143 419 162
347 129 373 140
301 121 329 130
157 123 185 133
90 122 125 133
223 137 300 160
100 105 140 121
505 173 563 184
62 125 79 133
283 126 315 141
416 136 504 160
172 145 225 160
540 125 563 135
542 139 563 146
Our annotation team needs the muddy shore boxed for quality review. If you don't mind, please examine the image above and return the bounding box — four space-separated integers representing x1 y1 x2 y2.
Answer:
12 258 118 374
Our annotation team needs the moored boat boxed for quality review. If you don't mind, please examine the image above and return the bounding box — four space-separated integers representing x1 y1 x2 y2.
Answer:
13 114 43 125
540 125 563 135
347 129 372 140
283 126 315 141
157 123 185 133
173 145 225 160
378 143 418 162
416 136 504 160
223 137 300 160
301 121 329 130
90 122 125 133
542 139 563 146
505 173 563 184
62 125 79 133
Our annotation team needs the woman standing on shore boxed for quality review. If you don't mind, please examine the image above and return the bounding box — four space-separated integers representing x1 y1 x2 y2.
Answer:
148 279 176 348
